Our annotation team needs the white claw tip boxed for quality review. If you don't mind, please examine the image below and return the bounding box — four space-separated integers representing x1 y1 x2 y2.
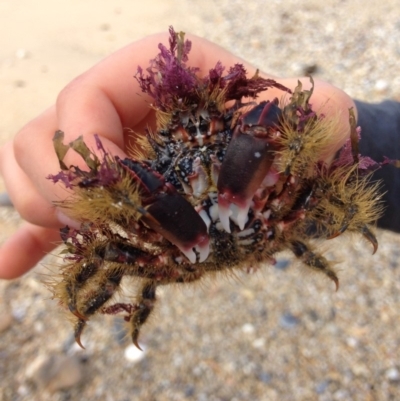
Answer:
197 237 210 263
180 248 197 264
218 205 232 233
236 206 250 230
229 202 250 231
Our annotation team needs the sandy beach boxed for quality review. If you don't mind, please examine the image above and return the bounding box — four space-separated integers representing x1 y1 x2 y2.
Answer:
1 1 400 400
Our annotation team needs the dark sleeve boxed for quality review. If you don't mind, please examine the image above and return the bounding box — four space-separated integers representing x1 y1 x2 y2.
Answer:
354 100 400 232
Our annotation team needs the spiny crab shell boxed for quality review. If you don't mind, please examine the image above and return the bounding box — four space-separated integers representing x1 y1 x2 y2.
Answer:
48 27 383 349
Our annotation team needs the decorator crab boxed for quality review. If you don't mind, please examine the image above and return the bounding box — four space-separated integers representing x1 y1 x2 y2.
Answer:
48 27 384 348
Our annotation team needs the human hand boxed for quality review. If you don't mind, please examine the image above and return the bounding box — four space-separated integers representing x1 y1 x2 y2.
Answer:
0 32 356 279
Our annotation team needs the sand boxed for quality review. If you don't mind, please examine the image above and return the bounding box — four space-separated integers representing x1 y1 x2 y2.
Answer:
1 1 400 400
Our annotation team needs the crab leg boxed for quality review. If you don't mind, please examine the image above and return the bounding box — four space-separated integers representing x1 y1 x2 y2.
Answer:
129 282 157 350
290 239 339 291
73 267 124 348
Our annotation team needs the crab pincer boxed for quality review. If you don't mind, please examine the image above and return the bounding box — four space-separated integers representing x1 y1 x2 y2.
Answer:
142 189 210 263
217 100 282 232
119 159 210 264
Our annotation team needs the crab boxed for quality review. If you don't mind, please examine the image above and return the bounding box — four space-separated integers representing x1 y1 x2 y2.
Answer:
48 27 383 349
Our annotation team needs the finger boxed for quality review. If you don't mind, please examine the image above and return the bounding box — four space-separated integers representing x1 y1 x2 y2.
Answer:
14 107 128 209
0 141 59 227
0 223 61 279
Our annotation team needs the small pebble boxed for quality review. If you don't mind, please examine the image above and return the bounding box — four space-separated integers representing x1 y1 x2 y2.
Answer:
0 192 13 207
12 305 27 321
302 63 318 75
258 372 272 383
346 337 358 348
315 380 329 394
15 49 29 59
351 363 369 377
17 385 29 396
291 62 306 75
279 312 300 329
99 23 111 31
14 80 26 88
0 309 13 333
333 389 350 400
185 386 195 397
252 338 266 348
274 258 291 270
386 367 400 382
308 309 319 322
374 79 388 92
241 323 255 334
124 344 146 363
34 321 44 333
26 354 83 392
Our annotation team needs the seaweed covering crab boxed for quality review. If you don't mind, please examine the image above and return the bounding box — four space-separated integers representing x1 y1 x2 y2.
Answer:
48 27 384 349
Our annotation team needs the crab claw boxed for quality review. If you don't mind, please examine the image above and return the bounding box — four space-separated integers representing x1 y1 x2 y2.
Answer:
217 101 281 232
131 329 143 351
217 130 275 231
141 191 210 264
217 191 251 232
74 319 86 349
360 224 378 255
